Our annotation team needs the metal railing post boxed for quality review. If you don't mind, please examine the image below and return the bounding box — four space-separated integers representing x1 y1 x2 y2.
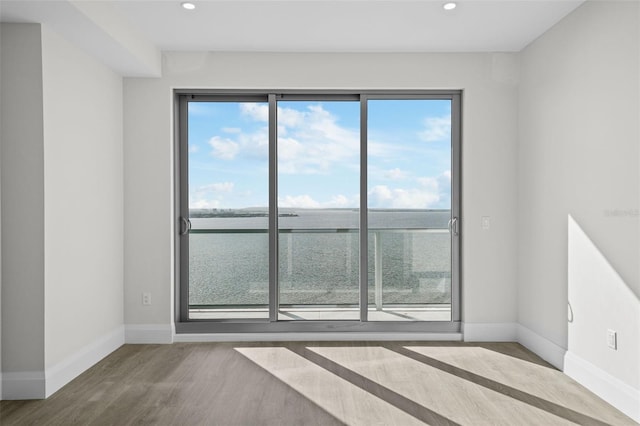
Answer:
287 233 293 278
374 231 383 311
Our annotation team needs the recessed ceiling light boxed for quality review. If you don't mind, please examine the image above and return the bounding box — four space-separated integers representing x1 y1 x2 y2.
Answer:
181 2 196 10
443 2 457 10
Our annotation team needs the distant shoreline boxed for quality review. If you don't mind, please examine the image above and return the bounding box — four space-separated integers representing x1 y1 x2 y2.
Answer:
190 211 298 218
190 207 450 219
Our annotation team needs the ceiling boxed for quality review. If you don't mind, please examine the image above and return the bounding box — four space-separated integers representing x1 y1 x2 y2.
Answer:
112 0 584 52
1 0 585 76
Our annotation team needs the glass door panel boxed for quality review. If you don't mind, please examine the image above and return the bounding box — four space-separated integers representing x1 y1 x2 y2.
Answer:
178 91 460 331
367 99 453 321
276 100 360 320
187 100 270 319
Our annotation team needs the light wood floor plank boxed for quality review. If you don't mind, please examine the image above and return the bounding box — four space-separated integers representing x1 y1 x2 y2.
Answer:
0 342 635 425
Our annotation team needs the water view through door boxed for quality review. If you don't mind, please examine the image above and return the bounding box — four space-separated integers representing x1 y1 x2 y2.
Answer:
277 100 361 320
367 99 453 321
180 93 459 325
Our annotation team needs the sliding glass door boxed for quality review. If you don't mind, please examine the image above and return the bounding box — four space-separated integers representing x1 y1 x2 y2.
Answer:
184 98 270 320
367 99 454 321
276 99 361 320
177 91 460 331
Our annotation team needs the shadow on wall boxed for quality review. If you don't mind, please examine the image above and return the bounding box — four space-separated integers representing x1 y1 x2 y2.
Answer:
567 214 640 419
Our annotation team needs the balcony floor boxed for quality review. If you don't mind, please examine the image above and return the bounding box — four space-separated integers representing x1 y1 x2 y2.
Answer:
190 305 451 321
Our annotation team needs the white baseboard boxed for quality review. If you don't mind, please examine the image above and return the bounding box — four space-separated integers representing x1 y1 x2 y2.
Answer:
2 371 46 400
462 322 518 342
125 324 174 344
5 321 636 423
564 351 640 423
2 327 124 400
516 325 639 423
517 324 566 370
45 326 125 398
174 332 463 343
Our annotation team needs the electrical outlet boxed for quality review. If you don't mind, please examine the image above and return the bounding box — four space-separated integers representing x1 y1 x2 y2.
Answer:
481 216 490 230
142 292 152 306
607 329 617 350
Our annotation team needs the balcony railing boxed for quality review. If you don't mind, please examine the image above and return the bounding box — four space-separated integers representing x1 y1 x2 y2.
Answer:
188 227 451 311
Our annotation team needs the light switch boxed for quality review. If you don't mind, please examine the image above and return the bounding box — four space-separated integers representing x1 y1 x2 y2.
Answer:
607 329 617 350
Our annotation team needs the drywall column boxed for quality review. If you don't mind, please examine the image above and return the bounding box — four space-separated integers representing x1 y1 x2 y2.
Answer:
0 23 47 399
518 1 639 420
1 23 125 399
40 26 125 396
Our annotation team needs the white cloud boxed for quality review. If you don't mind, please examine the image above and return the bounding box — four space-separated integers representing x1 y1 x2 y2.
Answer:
240 103 269 122
277 137 304 161
278 194 355 209
209 136 240 160
369 185 440 209
279 195 320 209
435 170 452 208
417 176 438 190
238 129 269 159
189 144 199 153
367 141 392 158
420 115 451 142
223 127 242 134
369 170 451 209
189 182 236 209
384 168 408 180
278 107 304 128
197 182 234 193
209 103 359 173
277 105 359 174
190 199 221 209
326 195 351 208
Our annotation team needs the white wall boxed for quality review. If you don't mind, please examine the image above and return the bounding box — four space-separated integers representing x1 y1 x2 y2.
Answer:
0 23 125 399
123 52 519 330
41 26 124 371
1 24 46 394
518 0 639 418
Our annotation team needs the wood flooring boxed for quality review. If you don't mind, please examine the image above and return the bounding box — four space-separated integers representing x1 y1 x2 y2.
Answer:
0 341 636 425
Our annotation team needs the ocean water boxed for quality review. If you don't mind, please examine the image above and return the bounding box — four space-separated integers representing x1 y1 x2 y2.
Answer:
189 209 452 307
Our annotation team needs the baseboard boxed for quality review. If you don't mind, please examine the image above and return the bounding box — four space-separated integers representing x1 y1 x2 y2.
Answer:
462 322 518 342
174 332 463 343
564 351 640 423
517 324 566 370
44 326 125 398
2 371 46 400
464 323 640 422
125 324 174 344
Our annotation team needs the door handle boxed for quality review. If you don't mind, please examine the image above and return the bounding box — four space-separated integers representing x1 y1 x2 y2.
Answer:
180 217 191 235
448 217 459 236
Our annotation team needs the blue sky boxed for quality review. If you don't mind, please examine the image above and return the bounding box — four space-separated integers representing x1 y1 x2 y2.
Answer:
188 99 451 210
